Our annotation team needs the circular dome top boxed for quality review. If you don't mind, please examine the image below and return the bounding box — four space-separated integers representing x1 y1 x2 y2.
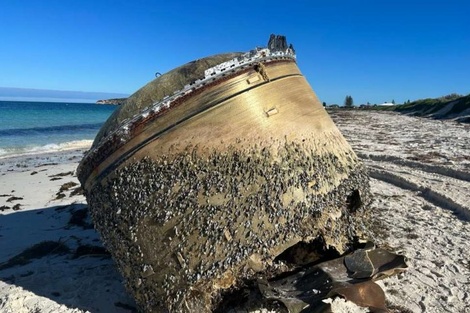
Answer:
94 52 243 147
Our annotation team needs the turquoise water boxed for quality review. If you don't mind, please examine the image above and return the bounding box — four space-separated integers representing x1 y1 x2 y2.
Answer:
0 101 117 157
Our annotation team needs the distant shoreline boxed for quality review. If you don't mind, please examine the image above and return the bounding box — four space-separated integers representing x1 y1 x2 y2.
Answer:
0 97 97 104
96 97 127 105
0 86 129 104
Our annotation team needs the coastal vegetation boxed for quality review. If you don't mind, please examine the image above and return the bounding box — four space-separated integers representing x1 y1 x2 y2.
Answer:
329 93 470 123
394 93 468 115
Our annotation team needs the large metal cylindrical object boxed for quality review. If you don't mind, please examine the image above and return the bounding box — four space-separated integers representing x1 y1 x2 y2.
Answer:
78 44 369 312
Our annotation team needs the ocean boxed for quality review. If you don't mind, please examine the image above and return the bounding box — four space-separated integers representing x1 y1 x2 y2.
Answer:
0 101 117 157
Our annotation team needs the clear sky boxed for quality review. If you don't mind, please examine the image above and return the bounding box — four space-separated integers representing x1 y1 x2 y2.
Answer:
1 0 469 105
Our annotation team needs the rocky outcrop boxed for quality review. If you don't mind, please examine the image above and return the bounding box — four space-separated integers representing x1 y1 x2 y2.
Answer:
96 98 127 105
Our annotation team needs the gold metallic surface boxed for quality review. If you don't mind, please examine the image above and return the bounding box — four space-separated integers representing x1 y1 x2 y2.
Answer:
84 61 347 189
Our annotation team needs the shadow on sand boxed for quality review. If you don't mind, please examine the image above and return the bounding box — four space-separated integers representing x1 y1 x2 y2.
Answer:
0 204 136 312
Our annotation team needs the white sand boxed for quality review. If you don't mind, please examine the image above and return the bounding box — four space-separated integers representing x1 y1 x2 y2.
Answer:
0 149 136 313
330 110 470 313
1 111 469 312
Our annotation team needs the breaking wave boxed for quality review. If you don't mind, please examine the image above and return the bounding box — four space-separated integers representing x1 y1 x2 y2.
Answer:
0 140 93 158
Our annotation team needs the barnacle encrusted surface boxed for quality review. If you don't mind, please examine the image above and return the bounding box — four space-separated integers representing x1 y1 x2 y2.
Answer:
86 138 369 311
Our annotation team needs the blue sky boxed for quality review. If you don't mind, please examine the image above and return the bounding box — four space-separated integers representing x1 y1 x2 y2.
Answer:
1 0 469 104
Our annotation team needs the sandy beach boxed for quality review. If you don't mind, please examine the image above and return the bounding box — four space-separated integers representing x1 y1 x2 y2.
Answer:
329 110 470 313
0 147 137 313
1 110 469 313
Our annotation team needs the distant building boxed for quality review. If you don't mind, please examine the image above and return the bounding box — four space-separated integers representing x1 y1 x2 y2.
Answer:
378 102 395 107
